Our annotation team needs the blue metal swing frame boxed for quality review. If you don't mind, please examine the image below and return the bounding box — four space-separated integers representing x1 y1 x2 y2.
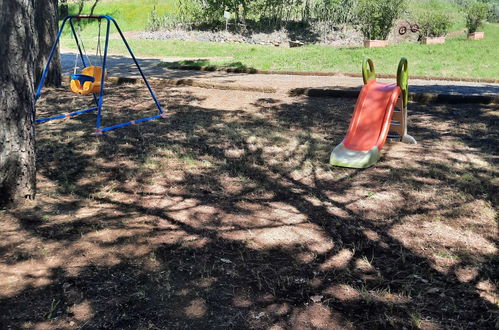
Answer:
35 15 166 134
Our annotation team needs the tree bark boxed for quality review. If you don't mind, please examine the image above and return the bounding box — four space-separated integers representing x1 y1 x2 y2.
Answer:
0 0 37 207
34 0 61 87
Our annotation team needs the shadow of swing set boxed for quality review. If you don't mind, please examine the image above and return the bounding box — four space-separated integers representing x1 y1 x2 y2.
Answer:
35 15 167 135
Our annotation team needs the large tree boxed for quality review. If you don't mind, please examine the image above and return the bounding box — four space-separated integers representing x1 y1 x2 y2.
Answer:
0 0 38 206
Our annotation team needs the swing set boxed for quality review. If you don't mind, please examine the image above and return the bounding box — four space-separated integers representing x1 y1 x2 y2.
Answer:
35 15 166 134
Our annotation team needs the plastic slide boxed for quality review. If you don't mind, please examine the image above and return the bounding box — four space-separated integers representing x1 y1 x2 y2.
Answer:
330 58 415 168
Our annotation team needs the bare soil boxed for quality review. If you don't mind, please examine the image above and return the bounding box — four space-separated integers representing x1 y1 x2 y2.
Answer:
130 19 425 47
1 82 498 329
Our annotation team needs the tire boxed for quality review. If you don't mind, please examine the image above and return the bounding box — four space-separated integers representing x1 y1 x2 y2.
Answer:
410 24 420 33
399 26 407 35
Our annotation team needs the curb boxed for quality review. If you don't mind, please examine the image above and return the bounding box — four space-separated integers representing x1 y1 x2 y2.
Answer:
161 64 499 84
290 88 499 105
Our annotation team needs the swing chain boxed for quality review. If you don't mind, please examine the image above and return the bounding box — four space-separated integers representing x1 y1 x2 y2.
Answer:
76 19 93 67
96 19 102 61
73 18 103 75
73 49 79 75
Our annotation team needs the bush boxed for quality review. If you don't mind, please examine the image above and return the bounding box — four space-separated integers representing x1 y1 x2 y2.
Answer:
146 6 180 31
466 2 490 32
313 0 358 25
408 0 466 33
490 3 499 22
416 12 452 37
476 0 499 22
355 0 406 40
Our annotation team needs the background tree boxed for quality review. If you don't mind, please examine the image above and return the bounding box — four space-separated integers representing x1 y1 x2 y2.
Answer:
35 0 62 87
59 0 69 17
0 0 39 206
355 0 406 40
466 1 490 33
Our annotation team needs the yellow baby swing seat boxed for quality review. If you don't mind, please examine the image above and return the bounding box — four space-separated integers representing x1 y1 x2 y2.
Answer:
70 66 105 95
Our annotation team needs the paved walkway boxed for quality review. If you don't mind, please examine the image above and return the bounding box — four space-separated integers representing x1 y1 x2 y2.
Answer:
61 52 499 98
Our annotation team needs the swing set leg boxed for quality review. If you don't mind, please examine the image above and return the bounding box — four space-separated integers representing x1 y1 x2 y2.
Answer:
35 107 98 124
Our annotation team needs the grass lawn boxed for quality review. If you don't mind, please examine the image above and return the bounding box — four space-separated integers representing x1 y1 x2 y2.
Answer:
1 83 497 328
61 23 499 79
63 0 183 32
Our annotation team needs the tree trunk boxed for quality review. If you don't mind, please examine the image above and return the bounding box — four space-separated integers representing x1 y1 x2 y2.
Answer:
89 0 100 16
0 0 37 207
77 0 85 16
59 0 69 18
34 0 61 87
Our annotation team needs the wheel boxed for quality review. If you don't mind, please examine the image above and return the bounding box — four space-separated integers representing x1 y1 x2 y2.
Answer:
410 24 419 33
399 26 407 35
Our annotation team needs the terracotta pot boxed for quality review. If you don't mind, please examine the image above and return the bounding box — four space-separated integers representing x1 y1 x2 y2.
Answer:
363 40 388 48
421 37 446 45
467 32 484 40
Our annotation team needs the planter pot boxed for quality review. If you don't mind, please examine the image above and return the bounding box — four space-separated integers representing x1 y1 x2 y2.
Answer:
421 36 446 45
363 40 388 48
468 32 484 40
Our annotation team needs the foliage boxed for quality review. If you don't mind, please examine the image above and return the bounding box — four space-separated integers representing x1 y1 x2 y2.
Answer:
481 0 499 22
251 0 313 28
416 11 452 37
61 0 495 34
312 0 357 25
466 1 490 32
186 0 252 26
178 0 205 24
355 0 406 40
408 0 466 32
146 4 184 31
467 0 499 22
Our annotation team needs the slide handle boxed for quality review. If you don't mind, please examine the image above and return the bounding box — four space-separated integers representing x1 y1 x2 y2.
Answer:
397 57 409 108
362 58 376 84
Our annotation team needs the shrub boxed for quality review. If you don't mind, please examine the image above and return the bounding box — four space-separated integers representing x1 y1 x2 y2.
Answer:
408 0 465 33
476 0 499 22
416 12 452 37
146 6 179 31
355 0 406 40
490 3 499 22
313 0 358 25
466 2 490 33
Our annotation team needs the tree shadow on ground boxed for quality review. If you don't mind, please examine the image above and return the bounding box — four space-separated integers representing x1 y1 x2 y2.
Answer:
60 53 238 81
1 85 497 328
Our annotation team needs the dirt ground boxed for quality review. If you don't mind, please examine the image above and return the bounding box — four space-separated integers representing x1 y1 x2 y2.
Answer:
1 82 498 329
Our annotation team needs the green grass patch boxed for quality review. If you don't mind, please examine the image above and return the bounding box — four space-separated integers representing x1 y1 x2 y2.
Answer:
62 0 182 35
61 23 499 79
70 0 180 29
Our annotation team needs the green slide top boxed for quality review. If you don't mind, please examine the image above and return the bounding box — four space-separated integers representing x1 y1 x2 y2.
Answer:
397 57 409 108
362 57 376 84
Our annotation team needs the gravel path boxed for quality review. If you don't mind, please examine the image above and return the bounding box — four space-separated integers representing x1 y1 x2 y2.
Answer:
61 52 499 98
